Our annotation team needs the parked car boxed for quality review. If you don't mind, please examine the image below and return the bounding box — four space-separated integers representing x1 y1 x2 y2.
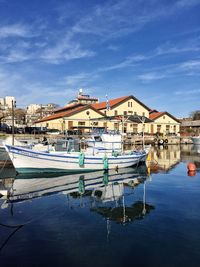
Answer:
46 129 60 135
24 126 48 134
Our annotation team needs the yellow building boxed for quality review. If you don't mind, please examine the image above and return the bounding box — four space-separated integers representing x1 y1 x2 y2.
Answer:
149 111 180 135
36 103 105 133
35 95 180 135
92 95 151 133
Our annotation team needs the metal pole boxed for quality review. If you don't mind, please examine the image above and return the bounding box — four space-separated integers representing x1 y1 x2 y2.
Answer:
121 116 124 153
11 100 15 146
142 121 145 150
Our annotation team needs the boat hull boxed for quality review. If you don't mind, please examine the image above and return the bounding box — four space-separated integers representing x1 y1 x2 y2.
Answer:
191 137 200 145
4 145 149 174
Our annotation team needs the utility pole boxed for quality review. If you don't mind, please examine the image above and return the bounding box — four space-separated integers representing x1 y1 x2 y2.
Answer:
11 100 16 146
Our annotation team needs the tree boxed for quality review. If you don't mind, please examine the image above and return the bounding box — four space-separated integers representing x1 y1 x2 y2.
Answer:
190 110 200 120
14 108 26 124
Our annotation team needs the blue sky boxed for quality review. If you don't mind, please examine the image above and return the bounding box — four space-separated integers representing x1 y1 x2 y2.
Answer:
0 0 200 117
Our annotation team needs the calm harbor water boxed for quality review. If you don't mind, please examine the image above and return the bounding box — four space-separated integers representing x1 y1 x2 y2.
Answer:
0 144 200 267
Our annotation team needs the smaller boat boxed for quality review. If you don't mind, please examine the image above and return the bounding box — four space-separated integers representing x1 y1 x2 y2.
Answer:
86 131 122 153
191 136 200 145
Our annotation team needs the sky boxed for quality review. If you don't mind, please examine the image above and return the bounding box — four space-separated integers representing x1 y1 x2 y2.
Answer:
0 0 200 118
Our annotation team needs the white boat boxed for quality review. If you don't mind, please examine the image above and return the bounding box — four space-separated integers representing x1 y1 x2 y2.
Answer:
191 136 200 145
86 131 122 152
4 141 150 174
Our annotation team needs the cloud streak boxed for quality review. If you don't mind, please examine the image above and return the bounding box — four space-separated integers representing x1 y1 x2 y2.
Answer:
0 23 30 38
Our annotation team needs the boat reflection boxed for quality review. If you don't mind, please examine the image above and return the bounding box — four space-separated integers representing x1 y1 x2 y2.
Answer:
0 164 148 204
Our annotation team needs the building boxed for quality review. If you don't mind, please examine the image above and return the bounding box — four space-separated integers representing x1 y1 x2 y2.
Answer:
25 103 59 126
67 89 99 106
0 96 16 110
35 94 180 135
92 95 151 133
180 119 200 136
35 103 105 133
149 110 180 135
4 96 15 109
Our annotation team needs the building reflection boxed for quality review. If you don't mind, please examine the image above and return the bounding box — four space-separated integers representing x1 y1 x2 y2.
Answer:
148 145 181 173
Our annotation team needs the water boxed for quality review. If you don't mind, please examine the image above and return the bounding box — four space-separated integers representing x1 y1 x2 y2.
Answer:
0 144 200 267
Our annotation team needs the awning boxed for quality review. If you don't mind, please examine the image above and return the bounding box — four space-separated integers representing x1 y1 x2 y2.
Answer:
90 115 153 123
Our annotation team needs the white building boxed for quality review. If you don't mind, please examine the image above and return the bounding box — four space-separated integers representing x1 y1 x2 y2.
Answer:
4 96 15 109
27 104 41 114
0 98 4 106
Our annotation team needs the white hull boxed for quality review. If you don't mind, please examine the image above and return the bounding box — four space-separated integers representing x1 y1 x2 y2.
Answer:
191 136 200 145
4 144 149 174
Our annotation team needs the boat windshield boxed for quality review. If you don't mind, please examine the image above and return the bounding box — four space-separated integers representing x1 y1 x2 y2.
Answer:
54 139 80 152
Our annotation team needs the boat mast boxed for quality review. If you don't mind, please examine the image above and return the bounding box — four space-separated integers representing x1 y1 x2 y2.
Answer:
11 100 16 146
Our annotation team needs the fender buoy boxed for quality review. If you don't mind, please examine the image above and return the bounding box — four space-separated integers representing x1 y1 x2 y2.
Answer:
188 170 196 177
164 139 168 144
158 139 164 145
78 176 85 194
103 171 109 185
103 156 109 170
79 152 85 166
187 162 196 172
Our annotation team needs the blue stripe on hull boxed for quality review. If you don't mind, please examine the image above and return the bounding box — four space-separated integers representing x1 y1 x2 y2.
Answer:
16 168 100 174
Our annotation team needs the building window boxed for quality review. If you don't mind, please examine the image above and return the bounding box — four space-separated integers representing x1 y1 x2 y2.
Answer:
128 102 133 107
174 125 176 132
132 124 138 133
157 125 161 133
134 112 137 115
163 116 165 119
124 111 127 115
114 123 119 130
166 125 170 133
142 112 145 116
114 110 118 116
78 121 85 126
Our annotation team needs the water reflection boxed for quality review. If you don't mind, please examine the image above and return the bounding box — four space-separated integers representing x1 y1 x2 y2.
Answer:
148 145 181 173
0 165 147 203
0 164 154 251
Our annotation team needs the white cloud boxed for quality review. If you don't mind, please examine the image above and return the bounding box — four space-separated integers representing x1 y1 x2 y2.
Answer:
0 24 30 39
179 60 200 70
99 54 148 71
138 72 166 82
174 88 200 95
40 35 95 64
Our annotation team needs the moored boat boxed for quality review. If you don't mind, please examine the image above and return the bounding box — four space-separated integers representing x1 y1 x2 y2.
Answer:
191 136 200 145
4 143 150 174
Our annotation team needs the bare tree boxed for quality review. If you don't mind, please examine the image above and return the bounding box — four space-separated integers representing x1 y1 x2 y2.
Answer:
15 108 26 124
190 110 200 120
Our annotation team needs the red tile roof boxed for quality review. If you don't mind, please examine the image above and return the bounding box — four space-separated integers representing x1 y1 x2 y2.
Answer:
92 96 129 110
54 103 83 113
35 105 105 123
149 112 165 120
92 95 151 111
149 111 180 123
